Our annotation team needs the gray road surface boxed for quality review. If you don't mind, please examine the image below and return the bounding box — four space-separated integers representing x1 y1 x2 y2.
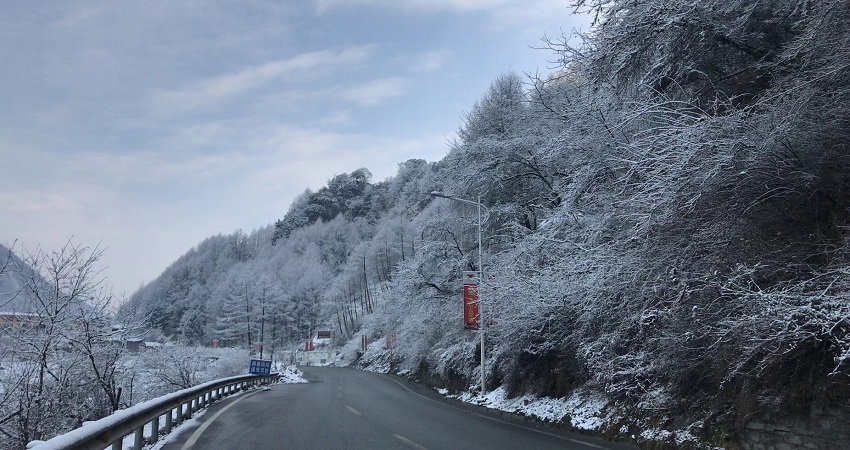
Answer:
158 366 637 450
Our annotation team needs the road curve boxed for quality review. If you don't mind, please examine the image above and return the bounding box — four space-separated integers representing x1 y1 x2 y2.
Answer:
158 366 637 450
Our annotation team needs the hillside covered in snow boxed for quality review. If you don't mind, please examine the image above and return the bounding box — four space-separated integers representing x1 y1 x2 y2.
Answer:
122 1 850 448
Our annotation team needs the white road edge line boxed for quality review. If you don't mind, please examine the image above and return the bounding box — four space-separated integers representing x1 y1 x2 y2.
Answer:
180 389 265 450
379 374 611 450
394 434 428 450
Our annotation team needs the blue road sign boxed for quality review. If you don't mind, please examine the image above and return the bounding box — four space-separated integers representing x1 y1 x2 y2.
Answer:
249 359 272 375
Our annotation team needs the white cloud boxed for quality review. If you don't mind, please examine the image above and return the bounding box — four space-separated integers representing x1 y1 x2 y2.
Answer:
315 0 511 14
0 191 83 214
411 50 451 73
313 0 573 18
337 77 410 107
151 45 376 114
312 0 587 34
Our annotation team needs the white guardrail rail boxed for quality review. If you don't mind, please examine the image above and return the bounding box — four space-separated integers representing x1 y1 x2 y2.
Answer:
27 373 280 450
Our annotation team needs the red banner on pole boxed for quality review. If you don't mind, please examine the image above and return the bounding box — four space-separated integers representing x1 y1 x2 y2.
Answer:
463 271 480 329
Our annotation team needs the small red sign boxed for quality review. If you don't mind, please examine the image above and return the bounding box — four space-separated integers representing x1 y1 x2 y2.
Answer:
463 271 480 329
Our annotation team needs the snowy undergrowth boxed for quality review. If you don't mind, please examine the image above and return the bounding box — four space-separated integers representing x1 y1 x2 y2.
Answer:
450 386 612 429
342 326 396 374
447 386 721 449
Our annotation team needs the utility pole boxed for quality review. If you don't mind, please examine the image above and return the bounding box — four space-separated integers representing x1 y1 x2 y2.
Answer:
430 191 488 396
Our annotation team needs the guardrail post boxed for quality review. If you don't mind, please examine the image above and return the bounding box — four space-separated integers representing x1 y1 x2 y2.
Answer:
185 401 192 419
112 439 122 450
165 408 173 433
151 416 160 443
133 427 144 450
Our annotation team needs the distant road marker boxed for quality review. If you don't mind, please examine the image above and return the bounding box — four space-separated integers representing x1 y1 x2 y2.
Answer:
345 405 362 416
394 434 428 450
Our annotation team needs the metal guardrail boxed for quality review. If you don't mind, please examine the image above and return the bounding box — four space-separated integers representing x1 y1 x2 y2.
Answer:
28 373 280 450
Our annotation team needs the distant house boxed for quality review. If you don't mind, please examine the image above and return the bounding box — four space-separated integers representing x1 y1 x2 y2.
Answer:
0 311 40 330
142 341 163 350
109 325 148 352
125 338 143 352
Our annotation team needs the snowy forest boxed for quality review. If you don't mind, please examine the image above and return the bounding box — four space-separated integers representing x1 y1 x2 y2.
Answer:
4 0 850 448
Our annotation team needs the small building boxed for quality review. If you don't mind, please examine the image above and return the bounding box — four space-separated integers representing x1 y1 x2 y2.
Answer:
0 311 40 331
125 338 143 352
296 350 335 366
142 341 163 350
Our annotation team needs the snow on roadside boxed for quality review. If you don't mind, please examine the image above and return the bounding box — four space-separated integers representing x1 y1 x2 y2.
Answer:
278 365 308 383
563 389 609 430
447 386 612 430
444 385 722 449
137 406 211 450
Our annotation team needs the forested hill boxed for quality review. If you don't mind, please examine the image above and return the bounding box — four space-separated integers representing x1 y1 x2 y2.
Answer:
0 244 28 311
124 1 850 446
121 160 436 346
0 243 46 312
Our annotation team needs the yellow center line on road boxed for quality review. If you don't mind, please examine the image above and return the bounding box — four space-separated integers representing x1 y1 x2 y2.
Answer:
394 434 428 450
180 389 265 450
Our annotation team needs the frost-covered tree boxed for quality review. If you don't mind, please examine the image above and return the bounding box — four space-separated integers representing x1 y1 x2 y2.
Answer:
0 241 135 449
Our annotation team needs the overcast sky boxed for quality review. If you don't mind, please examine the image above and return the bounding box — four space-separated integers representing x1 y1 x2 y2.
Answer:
0 1 591 297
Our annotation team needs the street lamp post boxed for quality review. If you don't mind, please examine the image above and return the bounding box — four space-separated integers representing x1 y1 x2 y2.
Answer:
429 191 488 396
